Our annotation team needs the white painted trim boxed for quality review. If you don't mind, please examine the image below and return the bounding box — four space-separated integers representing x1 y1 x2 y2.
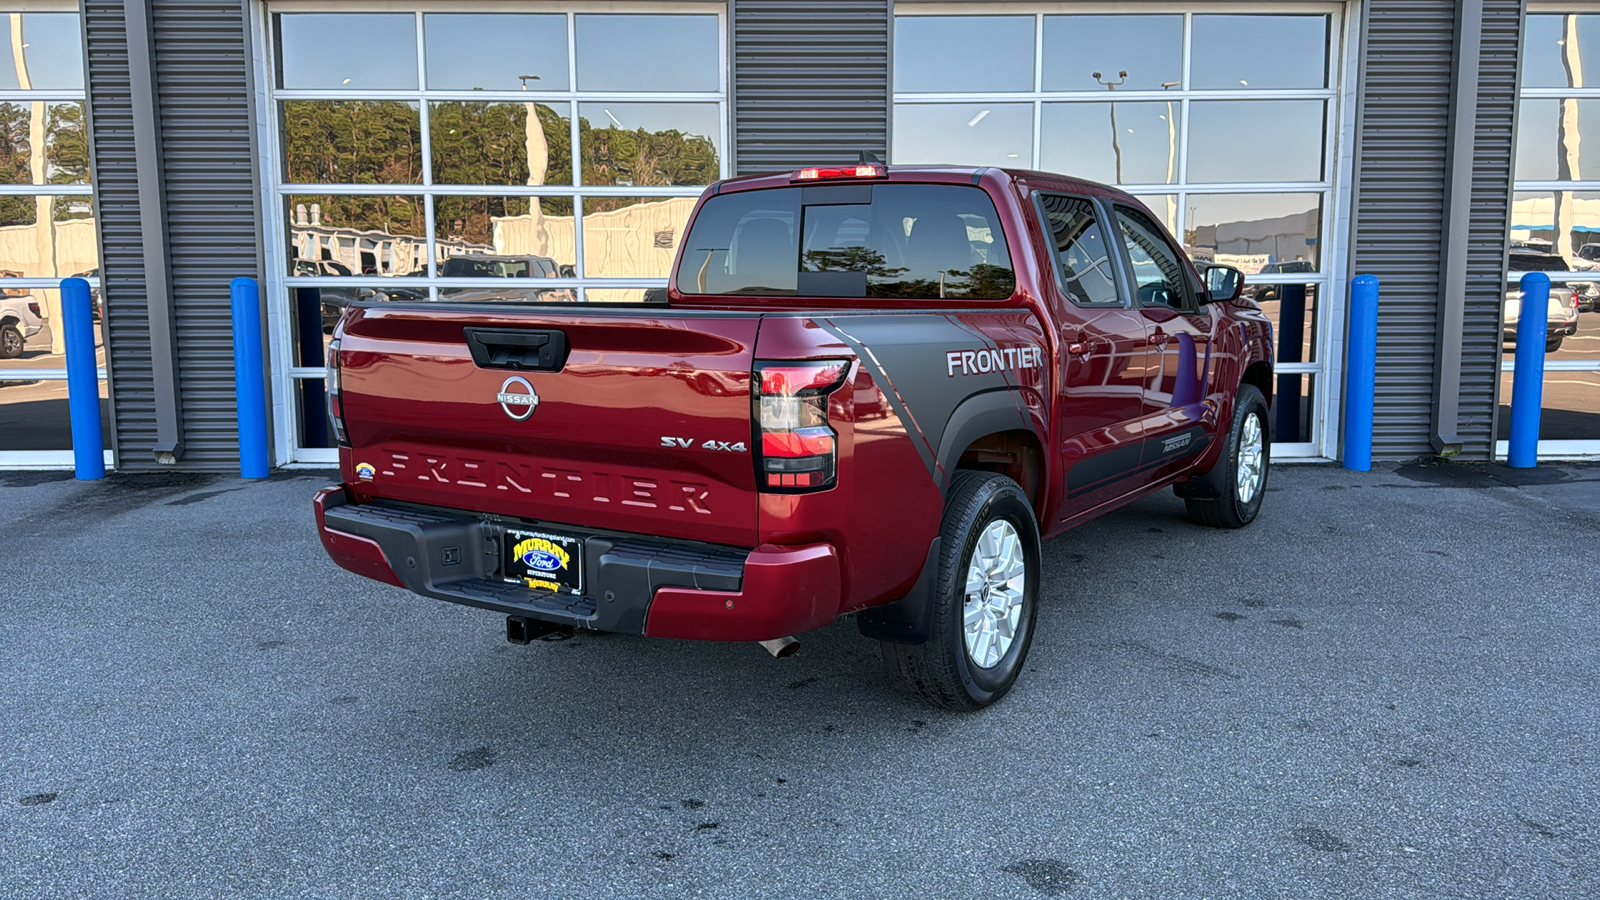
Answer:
0 368 108 380
0 450 114 469
1500 358 1600 372
1495 439 1600 459
267 0 724 12
896 1 1343 14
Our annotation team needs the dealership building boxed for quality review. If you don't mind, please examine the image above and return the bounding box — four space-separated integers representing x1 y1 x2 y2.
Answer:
0 0 1596 470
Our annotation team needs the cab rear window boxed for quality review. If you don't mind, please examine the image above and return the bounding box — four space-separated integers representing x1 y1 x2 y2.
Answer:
676 184 1016 300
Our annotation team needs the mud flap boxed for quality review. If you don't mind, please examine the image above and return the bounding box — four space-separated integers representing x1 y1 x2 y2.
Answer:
856 536 941 645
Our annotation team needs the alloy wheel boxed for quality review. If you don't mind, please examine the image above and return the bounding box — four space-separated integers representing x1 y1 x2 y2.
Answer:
1237 412 1265 505
962 519 1027 669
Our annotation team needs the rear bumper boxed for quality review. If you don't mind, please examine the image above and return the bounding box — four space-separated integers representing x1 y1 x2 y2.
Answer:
313 487 839 641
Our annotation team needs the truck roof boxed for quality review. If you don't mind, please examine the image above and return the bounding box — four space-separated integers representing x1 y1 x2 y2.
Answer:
709 164 1141 204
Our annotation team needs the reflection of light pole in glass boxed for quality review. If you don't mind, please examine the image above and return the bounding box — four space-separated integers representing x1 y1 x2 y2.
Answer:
1557 16 1583 263
10 14 62 352
519 74 549 257
1093 70 1127 184
1162 81 1179 232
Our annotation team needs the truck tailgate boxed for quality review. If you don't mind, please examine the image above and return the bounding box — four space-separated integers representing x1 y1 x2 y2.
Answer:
335 305 761 548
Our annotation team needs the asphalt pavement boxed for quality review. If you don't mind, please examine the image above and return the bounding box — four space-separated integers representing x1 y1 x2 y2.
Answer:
1 462 1597 899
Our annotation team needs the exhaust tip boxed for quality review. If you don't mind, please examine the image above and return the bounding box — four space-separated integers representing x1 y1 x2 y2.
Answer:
759 636 800 659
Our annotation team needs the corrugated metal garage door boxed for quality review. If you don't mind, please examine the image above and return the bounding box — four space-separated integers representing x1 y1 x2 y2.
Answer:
731 0 889 174
84 0 260 470
1352 0 1523 460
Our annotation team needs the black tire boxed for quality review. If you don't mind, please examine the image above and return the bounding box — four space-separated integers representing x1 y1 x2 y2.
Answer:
1184 384 1270 529
1546 336 1564 354
0 323 23 359
881 471 1041 710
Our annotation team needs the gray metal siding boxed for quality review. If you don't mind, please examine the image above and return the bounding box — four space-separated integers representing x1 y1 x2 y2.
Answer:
731 0 890 175
153 0 260 467
1350 0 1456 459
83 0 154 459
83 0 261 469
1351 0 1524 461
1468 0 1525 458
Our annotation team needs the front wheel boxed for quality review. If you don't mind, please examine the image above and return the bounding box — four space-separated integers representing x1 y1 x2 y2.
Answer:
1184 384 1270 529
881 472 1041 710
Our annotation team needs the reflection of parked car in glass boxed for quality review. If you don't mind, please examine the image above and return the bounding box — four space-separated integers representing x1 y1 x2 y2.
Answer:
1244 260 1315 303
437 254 576 303
1508 251 1591 334
0 293 45 359
293 259 391 332
69 268 104 320
1504 272 1579 355
1546 247 1600 311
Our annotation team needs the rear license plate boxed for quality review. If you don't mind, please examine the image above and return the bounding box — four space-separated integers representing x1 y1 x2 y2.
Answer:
503 528 583 595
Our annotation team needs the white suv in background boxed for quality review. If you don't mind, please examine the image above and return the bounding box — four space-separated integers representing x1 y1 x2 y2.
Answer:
0 290 45 359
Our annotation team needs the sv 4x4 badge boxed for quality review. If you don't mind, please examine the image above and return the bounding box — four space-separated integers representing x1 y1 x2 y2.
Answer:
661 436 748 452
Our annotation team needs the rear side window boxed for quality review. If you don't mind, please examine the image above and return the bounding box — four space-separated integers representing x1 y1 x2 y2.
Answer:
676 183 1015 300
1038 194 1120 307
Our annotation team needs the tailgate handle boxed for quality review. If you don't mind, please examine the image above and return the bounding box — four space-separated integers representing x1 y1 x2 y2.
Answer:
464 328 568 372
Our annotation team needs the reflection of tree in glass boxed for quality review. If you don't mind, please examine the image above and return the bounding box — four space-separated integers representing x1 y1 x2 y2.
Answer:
803 246 905 280
580 114 717 191
869 263 1015 300
0 103 32 223
430 101 571 199
0 101 88 225
45 102 87 186
289 194 424 239
435 195 533 247
282 100 421 185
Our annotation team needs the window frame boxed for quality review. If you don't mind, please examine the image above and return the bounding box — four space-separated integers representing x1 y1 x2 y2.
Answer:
674 182 1020 303
1031 190 1127 309
0 4 111 467
1112 202 1198 313
256 2 730 465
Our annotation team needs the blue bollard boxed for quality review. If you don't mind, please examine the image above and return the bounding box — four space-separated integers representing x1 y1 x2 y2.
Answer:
61 277 104 480
1507 271 1550 468
231 277 270 479
1342 274 1379 471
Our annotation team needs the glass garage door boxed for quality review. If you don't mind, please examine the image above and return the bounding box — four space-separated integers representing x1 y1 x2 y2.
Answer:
259 5 728 464
891 5 1352 458
0 7 109 468
1507 10 1600 457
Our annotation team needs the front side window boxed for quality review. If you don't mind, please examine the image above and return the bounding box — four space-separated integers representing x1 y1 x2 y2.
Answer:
1116 206 1190 309
1038 194 1120 307
677 184 1015 300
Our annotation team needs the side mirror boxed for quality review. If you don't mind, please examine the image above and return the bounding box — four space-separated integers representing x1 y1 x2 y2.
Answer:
1205 265 1245 303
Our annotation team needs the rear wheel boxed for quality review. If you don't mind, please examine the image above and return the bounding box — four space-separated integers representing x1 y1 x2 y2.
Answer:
1546 336 1564 354
881 471 1040 710
1184 384 1270 529
0 324 23 359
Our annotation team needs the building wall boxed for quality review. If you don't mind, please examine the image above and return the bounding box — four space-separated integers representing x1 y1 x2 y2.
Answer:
84 0 260 471
1349 0 1524 460
73 0 1537 469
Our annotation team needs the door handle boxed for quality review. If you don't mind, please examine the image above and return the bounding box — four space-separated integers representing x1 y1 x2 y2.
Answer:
1148 329 1170 346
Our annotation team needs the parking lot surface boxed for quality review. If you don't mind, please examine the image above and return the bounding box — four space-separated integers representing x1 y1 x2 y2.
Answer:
2 462 1597 899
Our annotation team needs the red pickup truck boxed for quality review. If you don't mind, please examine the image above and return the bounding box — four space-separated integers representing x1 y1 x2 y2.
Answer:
314 163 1274 709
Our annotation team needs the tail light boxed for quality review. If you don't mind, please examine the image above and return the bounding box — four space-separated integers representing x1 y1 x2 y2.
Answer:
326 338 348 446
754 359 850 492
27 301 40 317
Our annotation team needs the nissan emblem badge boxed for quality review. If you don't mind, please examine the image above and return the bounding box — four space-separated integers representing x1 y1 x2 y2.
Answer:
497 375 539 421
